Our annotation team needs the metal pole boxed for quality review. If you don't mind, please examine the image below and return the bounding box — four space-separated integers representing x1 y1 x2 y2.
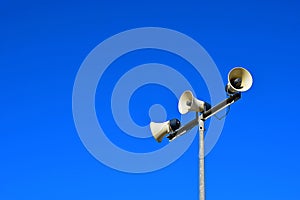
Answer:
167 92 242 199
198 118 205 200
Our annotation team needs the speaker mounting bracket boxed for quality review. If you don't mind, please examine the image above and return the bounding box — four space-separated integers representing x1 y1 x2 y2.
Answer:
168 92 241 141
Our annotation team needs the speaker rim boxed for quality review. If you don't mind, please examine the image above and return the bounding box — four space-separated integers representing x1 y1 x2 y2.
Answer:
227 67 253 92
178 90 193 114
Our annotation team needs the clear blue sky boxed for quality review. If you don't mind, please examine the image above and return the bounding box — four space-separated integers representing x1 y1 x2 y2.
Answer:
1 0 300 199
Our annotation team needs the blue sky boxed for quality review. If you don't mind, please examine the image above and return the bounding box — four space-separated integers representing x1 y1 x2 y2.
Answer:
1 0 300 199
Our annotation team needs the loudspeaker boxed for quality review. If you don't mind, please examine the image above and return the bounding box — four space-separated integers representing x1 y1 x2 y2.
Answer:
178 90 210 114
150 119 181 143
226 67 253 94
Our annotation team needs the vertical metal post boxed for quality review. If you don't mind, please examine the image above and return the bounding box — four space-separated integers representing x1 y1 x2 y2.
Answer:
198 118 205 200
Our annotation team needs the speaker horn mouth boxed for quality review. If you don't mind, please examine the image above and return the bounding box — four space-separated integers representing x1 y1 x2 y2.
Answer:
227 67 253 94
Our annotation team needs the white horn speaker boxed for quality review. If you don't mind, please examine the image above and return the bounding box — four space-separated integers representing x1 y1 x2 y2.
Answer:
150 119 181 143
226 67 253 94
178 90 210 114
